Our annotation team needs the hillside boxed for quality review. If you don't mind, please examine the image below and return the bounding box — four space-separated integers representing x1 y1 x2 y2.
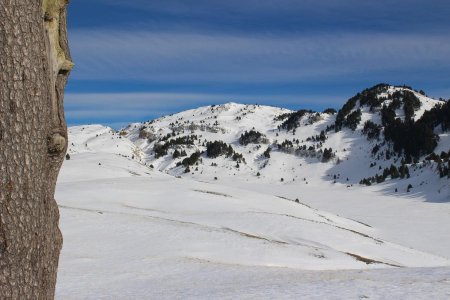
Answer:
56 143 450 299
68 84 449 201
57 84 450 298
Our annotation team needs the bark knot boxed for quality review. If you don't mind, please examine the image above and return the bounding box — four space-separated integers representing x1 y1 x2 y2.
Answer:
47 133 66 155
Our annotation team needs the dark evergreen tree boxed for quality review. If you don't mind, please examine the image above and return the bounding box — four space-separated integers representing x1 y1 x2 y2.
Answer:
181 152 201 167
206 141 230 158
363 121 382 140
172 149 181 159
280 109 313 131
390 165 400 179
322 148 334 162
323 108 337 114
263 147 271 158
343 109 362 131
239 130 264 145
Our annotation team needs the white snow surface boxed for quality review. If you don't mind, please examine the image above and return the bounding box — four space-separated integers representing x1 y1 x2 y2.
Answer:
56 89 450 299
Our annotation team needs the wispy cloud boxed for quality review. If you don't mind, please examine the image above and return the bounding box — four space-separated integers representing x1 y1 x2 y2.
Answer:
66 1 450 126
69 30 450 85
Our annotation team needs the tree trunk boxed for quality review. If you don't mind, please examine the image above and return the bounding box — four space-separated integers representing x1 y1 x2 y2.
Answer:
0 0 72 298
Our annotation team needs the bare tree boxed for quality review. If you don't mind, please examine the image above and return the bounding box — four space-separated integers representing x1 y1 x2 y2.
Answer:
0 0 72 298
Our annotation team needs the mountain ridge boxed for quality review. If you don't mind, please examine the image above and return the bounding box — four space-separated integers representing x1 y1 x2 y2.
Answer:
67 84 450 201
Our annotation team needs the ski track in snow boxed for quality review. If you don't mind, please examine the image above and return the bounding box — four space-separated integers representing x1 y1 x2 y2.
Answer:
56 151 450 299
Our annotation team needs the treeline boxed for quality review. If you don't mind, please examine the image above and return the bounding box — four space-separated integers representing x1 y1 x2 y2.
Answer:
336 84 449 162
277 138 334 162
360 164 410 186
362 121 382 140
153 134 198 158
239 130 266 145
420 100 450 132
426 150 450 178
174 140 247 170
381 91 439 161
334 95 359 131
335 84 391 131
335 84 422 132
177 151 201 168
383 118 437 161
206 141 245 163
279 109 313 131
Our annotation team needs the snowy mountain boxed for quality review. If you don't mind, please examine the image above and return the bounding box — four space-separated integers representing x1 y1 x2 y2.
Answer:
56 84 450 298
68 84 449 201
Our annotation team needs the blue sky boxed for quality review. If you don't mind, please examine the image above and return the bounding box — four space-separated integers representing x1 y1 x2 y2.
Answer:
66 0 450 128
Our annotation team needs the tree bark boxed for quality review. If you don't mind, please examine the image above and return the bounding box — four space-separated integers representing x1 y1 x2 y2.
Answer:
0 0 72 298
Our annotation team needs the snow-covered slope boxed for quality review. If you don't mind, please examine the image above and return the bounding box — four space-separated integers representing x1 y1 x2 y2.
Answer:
56 150 450 298
67 125 144 159
56 84 450 298
58 152 450 269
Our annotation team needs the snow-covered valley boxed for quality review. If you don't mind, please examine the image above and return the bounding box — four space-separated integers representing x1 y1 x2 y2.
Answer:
55 85 450 299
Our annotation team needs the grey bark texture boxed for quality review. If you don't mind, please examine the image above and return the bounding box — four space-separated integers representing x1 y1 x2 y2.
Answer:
0 0 72 298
